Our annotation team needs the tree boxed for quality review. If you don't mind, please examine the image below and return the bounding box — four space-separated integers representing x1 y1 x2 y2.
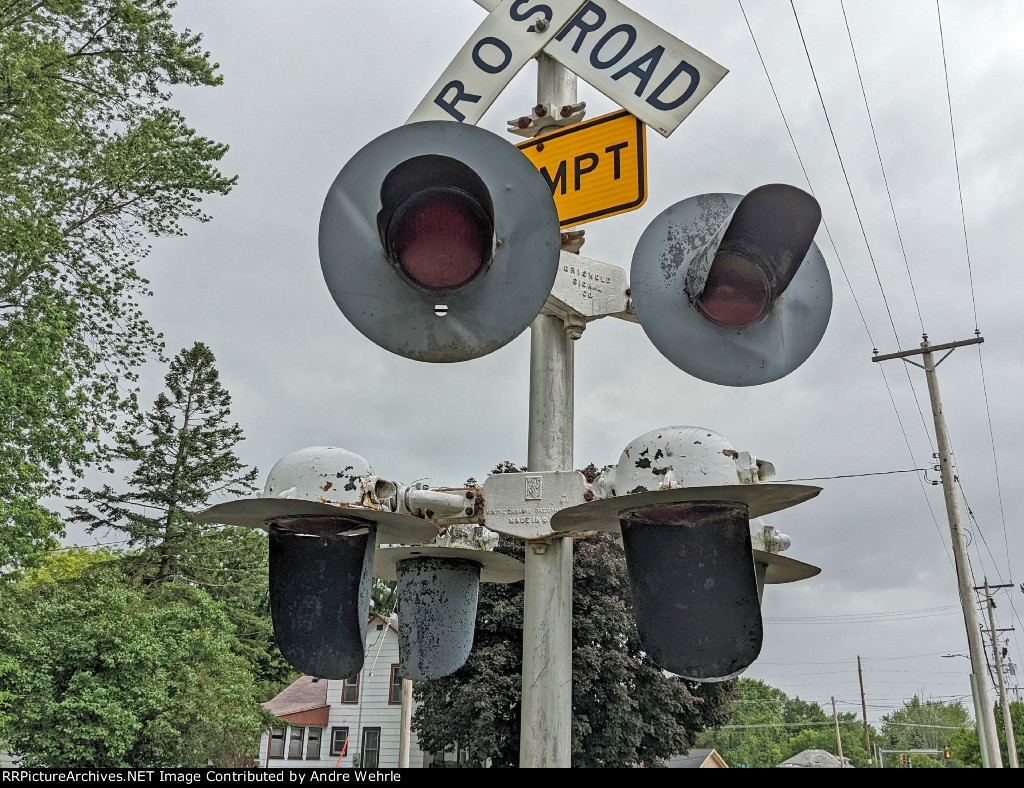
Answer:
698 679 790 768
880 694 972 756
411 462 737 767
0 0 234 568
0 290 95 573
70 343 291 693
371 578 398 618
697 678 876 768
0 556 271 767
949 701 1024 768
780 717 871 767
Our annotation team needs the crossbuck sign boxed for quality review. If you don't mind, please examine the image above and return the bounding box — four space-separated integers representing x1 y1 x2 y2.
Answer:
409 0 728 138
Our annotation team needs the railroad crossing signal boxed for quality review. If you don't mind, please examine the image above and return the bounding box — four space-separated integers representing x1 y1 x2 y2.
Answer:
630 185 832 386
208 0 831 739
319 121 561 362
199 446 524 681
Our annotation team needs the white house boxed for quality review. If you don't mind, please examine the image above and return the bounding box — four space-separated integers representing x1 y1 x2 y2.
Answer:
257 615 431 769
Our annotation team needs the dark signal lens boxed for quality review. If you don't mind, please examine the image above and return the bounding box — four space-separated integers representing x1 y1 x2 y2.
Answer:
378 155 495 293
696 251 770 327
390 189 492 290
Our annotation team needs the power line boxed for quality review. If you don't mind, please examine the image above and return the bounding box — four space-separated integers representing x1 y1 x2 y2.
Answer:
736 0 952 570
932 0 1020 676
839 0 926 335
934 0 979 331
776 468 927 482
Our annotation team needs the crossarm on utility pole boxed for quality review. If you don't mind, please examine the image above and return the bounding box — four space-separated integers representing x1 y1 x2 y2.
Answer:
871 336 982 363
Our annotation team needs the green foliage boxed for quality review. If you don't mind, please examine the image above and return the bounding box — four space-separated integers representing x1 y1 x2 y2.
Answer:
0 557 271 767
413 461 737 767
699 678 876 768
880 694 972 752
371 578 398 618
781 721 869 767
949 723 982 767
19 546 119 588
70 343 292 694
951 701 1024 768
0 290 97 573
0 1 235 570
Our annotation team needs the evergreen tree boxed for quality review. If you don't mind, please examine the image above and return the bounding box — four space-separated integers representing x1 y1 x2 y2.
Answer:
70 342 291 692
411 461 737 767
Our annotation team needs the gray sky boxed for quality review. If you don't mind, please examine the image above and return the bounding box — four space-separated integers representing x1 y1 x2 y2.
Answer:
62 0 1024 727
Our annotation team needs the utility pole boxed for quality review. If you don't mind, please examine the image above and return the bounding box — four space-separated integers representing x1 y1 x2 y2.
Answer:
858 656 873 766
980 579 1018 768
519 52 576 769
832 696 846 767
872 334 1002 768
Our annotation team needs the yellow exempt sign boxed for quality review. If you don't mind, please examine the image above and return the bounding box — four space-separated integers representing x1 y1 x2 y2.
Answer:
516 110 646 227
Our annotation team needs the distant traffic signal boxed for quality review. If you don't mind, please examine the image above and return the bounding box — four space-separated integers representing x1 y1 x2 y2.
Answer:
630 184 832 386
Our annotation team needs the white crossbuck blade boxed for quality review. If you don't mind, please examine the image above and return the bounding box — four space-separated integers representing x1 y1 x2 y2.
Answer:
409 0 728 138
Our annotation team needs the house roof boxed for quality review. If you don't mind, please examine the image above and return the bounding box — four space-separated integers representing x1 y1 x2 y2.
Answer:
777 749 852 768
369 613 399 636
663 748 728 768
263 675 329 717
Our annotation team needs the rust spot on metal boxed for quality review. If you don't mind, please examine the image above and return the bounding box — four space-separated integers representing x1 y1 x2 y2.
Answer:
321 481 333 492
584 490 595 502
722 449 738 458
650 466 670 476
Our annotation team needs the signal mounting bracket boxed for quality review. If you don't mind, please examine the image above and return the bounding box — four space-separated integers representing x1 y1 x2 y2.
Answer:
507 101 587 138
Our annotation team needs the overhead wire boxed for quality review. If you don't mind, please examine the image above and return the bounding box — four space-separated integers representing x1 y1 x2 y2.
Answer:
839 0 926 336
776 468 927 482
738 0 950 568
935 0 1021 669
789 0 936 453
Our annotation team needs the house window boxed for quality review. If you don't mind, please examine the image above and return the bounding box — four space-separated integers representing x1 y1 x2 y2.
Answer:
306 727 322 760
341 673 360 703
288 726 305 759
389 665 402 705
330 727 350 757
361 728 381 769
269 727 285 759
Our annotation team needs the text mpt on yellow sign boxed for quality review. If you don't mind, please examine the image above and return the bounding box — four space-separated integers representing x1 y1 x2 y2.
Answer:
517 110 647 227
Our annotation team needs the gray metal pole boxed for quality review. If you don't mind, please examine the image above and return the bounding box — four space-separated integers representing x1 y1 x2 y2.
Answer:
985 580 1019 767
519 52 576 769
922 340 1002 767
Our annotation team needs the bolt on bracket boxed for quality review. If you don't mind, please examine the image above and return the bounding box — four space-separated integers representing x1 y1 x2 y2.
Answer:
506 101 587 138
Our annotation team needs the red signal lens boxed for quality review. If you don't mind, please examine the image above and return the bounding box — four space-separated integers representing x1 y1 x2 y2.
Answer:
696 251 770 327
389 189 492 291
